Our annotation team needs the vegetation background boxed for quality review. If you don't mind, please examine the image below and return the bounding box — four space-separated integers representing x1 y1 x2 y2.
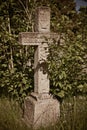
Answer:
0 0 87 129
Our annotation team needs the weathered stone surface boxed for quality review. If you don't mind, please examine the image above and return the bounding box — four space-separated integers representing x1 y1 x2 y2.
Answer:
19 6 60 129
34 43 49 94
35 7 50 32
24 96 60 128
19 32 59 45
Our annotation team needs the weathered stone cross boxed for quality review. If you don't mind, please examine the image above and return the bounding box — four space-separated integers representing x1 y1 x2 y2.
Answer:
19 7 60 128
19 7 58 98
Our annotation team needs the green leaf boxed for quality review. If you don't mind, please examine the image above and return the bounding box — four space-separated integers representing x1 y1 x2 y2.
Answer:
58 90 65 98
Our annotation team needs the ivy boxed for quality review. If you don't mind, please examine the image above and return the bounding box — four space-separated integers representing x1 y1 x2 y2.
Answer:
0 0 87 102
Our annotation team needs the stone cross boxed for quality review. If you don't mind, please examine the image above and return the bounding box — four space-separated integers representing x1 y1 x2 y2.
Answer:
19 7 60 128
19 7 58 98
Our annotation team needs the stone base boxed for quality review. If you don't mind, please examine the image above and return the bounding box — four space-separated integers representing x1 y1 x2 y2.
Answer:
24 93 60 129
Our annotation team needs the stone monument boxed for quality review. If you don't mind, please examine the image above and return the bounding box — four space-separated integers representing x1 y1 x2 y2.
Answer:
19 7 60 129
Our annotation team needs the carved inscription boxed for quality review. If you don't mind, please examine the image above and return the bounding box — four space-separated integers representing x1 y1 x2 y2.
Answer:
35 7 50 32
39 10 50 30
19 32 59 45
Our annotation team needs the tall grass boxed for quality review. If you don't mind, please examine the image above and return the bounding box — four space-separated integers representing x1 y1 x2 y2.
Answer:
0 98 29 130
58 96 87 130
0 96 87 130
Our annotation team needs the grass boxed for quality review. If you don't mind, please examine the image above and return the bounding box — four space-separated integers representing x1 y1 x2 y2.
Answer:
0 96 87 130
0 98 29 130
59 96 87 130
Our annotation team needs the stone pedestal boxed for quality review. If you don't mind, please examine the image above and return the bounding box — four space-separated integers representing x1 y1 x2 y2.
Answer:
24 93 60 129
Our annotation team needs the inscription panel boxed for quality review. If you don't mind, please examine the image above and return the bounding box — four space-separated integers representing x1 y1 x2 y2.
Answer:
35 7 50 32
38 8 50 32
19 32 59 45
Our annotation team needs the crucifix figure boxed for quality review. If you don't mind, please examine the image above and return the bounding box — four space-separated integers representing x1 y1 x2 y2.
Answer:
19 7 60 128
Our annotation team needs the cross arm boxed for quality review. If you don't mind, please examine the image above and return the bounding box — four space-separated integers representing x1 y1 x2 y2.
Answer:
19 32 59 45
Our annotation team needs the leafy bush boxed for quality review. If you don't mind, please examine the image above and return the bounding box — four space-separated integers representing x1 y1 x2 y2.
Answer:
0 0 87 102
0 0 34 101
47 6 87 100
47 32 87 99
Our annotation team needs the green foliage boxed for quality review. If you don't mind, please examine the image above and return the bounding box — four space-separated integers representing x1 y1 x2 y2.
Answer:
47 6 87 99
0 0 34 102
0 0 87 101
48 32 87 99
